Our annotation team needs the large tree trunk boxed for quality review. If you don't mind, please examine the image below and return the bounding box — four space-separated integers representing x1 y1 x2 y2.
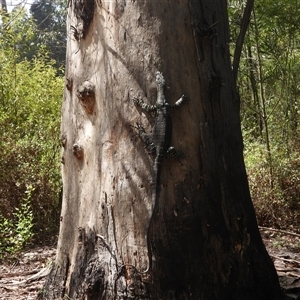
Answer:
42 1 284 299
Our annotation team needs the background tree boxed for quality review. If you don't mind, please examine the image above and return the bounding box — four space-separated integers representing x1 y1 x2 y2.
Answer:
30 0 67 68
42 1 283 299
229 0 300 229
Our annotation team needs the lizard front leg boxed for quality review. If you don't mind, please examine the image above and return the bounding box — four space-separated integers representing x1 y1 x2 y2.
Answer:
133 97 157 113
134 122 156 155
169 95 190 109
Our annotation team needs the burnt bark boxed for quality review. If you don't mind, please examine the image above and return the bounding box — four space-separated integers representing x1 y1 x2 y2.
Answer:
42 1 284 299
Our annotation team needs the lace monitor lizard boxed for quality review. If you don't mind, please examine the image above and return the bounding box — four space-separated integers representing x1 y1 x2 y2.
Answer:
131 71 189 274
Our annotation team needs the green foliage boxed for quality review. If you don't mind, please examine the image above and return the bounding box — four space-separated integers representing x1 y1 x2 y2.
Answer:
0 7 48 62
0 185 34 258
15 186 34 246
0 8 63 248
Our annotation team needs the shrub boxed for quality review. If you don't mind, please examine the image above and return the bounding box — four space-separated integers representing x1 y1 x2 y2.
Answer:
0 185 34 259
0 11 64 247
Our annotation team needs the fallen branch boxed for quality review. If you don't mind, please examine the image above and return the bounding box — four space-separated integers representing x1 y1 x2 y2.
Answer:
2 267 50 285
26 266 50 283
259 226 300 238
0 268 39 279
0 284 18 291
270 254 300 266
287 271 300 279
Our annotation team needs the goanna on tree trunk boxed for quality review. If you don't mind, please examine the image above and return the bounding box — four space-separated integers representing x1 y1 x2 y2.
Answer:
42 0 284 299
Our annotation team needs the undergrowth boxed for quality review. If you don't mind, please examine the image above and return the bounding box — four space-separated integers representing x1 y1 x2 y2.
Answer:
244 141 300 231
0 185 34 259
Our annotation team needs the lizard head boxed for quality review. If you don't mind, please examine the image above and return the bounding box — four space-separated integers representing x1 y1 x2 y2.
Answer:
155 71 165 87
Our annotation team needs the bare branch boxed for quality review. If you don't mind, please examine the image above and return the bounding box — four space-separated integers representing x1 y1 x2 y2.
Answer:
232 0 254 83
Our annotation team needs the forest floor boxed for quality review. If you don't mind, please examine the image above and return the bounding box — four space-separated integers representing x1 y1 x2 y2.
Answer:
0 228 300 299
0 246 56 300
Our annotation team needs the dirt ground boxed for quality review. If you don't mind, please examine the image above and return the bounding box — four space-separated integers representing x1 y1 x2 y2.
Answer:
0 246 56 300
0 228 300 300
